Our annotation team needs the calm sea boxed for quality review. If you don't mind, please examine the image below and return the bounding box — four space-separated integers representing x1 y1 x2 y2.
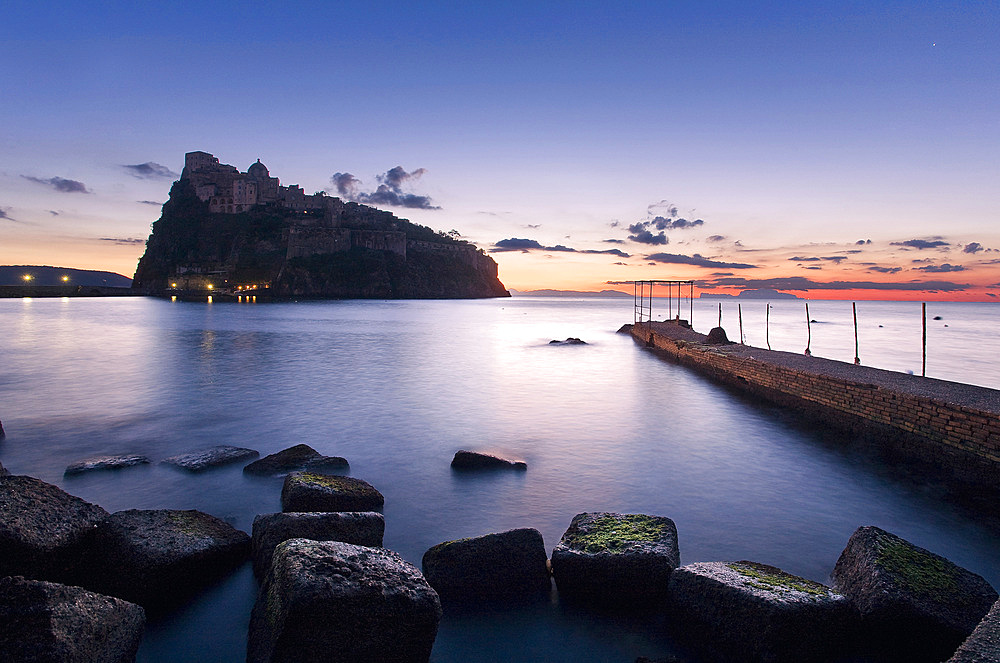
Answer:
0 295 998 662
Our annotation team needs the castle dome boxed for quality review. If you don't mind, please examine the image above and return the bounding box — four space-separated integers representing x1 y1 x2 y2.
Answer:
247 159 269 179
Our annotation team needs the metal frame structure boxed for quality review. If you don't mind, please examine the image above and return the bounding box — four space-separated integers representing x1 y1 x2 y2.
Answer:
628 280 695 331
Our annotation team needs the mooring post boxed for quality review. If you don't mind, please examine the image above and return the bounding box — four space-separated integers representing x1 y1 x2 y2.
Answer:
804 303 812 355
922 302 927 377
718 302 722 328
766 303 771 350
738 303 744 344
853 302 860 365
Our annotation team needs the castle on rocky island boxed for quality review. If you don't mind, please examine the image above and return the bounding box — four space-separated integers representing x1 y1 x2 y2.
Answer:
131 151 509 299
184 151 334 215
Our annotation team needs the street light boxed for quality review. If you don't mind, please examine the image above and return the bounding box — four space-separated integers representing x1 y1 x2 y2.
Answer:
22 274 32 282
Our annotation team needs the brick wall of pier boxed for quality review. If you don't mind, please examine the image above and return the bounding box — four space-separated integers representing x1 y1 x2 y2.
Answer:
631 322 1000 479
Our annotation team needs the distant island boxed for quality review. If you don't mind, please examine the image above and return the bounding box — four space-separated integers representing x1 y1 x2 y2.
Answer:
700 288 801 300
132 152 509 299
0 266 132 287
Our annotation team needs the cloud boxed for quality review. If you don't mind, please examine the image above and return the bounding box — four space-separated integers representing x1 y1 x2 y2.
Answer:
137 200 162 206
490 237 629 257
525 224 541 229
613 261 628 265
331 167 439 209
914 263 966 273
49 210 60 215
789 256 822 262
603 238 626 244
98 237 145 245
0 207 16 222
22 175 90 193
703 276 970 292
964 242 984 254
867 266 903 274
707 235 726 242
890 238 949 250
123 162 178 179
645 253 757 269
647 200 679 217
856 239 871 245
627 226 669 245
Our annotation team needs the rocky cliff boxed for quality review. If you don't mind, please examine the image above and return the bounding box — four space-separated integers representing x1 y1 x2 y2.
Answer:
132 180 509 299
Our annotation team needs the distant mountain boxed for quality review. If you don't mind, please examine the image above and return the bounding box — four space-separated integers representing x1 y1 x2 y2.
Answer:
0 266 133 287
510 289 632 297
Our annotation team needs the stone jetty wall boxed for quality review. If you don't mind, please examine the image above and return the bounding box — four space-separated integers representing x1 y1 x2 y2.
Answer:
631 321 1000 480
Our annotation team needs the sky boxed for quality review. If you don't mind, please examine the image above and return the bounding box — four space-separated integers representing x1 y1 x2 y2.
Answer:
1 1 998 300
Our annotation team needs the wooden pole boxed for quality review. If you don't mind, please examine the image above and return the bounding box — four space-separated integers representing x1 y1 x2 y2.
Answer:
766 304 771 350
718 302 722 328
922 302 927 377
853 302 860 365
804 303 812 355
738 303 744 344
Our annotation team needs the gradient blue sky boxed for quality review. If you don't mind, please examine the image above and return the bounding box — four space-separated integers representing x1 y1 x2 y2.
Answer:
2 1 998 298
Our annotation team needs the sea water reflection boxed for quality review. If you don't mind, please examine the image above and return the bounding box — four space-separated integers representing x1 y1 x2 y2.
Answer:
0 296 997 662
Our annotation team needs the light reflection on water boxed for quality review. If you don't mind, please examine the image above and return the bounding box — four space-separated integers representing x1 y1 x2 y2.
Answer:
0 296 998 662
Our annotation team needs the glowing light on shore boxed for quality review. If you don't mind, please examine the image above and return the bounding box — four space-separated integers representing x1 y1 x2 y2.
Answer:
61 275 69 282
22 274 32 282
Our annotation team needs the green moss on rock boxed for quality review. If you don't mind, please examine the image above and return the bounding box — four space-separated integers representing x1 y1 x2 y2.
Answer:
875 536 960 600
564 514 669 553
727 561 830 599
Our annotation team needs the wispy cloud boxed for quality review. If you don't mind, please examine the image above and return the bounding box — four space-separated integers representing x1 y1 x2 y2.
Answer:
890 238 949 250
123 162 178 179
98 237 145 245
490 237 630 257
867 266 902 274
137 200 162 206
914 263 966 273
331 166 440 209
645 253 757 269
702 276 970 292
22 175 91 193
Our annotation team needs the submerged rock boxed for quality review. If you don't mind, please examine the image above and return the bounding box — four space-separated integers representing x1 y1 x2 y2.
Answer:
948 598 1000 662
0 576 145 663
162 445 259 471
85 509 250 609
281 472 384 513
0 419 5 438
251 511 385 578
0 460 8 476
617 324 633 334
550 512 679 605
422 528 551 603
549 337 587 345
450 450 527 470
0 475 109 582
65 454 151 476
666 560 858 662
247 539 442 663
243 444 348 476
831 525 998 662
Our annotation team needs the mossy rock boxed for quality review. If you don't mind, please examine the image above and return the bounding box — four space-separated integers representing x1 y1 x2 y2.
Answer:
831 525 998 662
281 472 384 513
550 512 679 606
666 560 858 662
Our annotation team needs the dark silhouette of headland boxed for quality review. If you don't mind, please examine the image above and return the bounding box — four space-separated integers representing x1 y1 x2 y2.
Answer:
132 152 509 300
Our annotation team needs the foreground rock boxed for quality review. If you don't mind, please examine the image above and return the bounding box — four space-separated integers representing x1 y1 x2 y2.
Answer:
243 444 348 476
248 539 442 663
551 512 679 605
65 454 151 476
162 445 259 471
831 526 998 662
666 561 858 662
281 472 384 512
0 576 145 663
86 509 250 609
0 475 109 581
422 528 550 603
450 450 526 471
251 511 385 578
948 598 1000 662
705 326 732 344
